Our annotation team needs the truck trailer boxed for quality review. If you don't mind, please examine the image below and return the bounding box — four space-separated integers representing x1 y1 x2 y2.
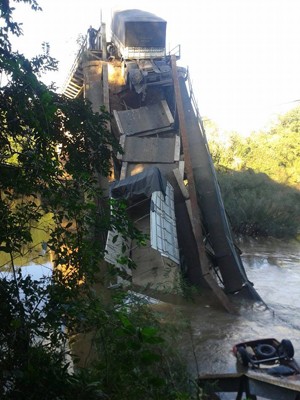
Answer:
111 9 167 60
110 9 172 96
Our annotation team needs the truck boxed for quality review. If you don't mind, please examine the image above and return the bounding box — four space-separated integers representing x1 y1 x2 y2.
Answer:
111 9 167 60
110 9 173 96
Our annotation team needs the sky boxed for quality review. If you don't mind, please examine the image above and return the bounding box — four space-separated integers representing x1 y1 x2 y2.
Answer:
11 0 300 135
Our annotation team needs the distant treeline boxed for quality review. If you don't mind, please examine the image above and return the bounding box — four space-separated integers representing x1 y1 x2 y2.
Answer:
205 106 300 238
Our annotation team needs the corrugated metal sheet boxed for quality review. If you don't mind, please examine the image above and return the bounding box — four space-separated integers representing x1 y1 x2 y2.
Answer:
150 182 180 264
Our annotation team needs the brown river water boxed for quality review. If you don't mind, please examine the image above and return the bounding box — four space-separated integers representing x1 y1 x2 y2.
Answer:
159 236 300 399
1 236 300 398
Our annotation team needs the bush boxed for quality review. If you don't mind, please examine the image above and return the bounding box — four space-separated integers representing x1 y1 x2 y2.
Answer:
217 168 300 238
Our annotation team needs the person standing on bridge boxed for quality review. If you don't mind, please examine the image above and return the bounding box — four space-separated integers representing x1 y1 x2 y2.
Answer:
87 26 98 50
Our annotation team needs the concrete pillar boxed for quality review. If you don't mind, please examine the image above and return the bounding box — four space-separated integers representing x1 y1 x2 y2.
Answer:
82 59 104 112
82 57 114 184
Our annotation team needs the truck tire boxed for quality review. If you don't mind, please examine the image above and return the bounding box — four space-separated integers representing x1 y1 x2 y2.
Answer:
255 343 277 359
278 339 294 358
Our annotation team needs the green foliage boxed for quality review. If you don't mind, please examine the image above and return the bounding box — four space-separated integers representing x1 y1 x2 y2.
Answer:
0 2 197 399
208 108 300 190
206 106 300 237
79 291 196 400
0 271 197 399
217 168 300 238
0 0 122 279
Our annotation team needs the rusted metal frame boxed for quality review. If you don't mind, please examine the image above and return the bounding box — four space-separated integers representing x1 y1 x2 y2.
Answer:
168 44 181 59
170 55 235 313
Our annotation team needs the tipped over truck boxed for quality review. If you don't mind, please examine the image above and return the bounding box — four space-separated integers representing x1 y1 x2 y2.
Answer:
110 9 173 95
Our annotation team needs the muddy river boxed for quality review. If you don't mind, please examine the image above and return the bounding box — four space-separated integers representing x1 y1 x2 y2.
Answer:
164 236 300 398
1 235 300 398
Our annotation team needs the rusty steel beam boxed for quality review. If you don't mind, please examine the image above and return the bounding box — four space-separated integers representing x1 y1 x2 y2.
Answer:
170 55 236 313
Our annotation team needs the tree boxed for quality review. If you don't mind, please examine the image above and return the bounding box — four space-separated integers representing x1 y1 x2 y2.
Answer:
0 2 196 399
211 108 300 189
268 107 300 188
1 0 116 397
207 107 300 237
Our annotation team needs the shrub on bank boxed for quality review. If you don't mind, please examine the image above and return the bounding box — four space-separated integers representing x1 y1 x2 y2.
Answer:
216 168 300 238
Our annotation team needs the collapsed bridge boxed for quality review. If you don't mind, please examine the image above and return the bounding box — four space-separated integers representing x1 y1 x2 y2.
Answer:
62 9 262 311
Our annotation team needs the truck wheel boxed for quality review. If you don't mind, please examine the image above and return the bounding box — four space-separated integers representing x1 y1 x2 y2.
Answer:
255 344 277 358
278 339 294 358
236 347 251 367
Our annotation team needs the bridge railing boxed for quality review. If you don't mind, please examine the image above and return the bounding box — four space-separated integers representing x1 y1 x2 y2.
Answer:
61 37 87 96
168 44 181 60
185 67 208 143
61 25 105 97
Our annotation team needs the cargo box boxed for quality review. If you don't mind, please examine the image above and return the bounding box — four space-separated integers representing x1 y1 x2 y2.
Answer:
111 9 166 60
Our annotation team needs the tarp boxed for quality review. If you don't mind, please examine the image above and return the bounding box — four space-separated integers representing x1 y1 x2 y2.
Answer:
110 167 167 200
111 9 166 48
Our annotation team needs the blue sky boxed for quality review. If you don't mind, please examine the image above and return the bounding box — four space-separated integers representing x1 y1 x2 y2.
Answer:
11 0 300 135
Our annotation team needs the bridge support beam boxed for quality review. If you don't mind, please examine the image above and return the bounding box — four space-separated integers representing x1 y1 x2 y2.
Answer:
171 55 236 313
